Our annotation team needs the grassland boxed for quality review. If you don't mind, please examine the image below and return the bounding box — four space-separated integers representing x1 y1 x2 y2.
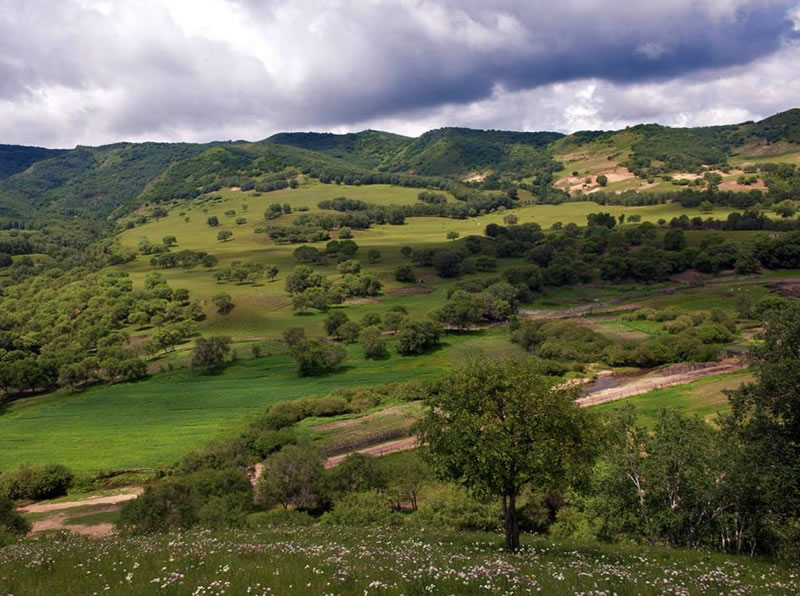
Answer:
594 369 752 427
0 177 786 475
0 329 522 474
2 525 797 595
117 178 738 338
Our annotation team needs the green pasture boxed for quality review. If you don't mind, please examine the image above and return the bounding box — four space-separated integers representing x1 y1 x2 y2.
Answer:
594 369 752 427
116 179 738 338
0 329 519 474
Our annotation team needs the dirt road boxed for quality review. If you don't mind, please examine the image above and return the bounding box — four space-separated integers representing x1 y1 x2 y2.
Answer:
324 437 419 468
17 488 144 514
576 359 745 407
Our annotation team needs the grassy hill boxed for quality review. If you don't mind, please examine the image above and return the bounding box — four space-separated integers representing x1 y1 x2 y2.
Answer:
0 144 65 179
266 129 411 169
2 107 799 222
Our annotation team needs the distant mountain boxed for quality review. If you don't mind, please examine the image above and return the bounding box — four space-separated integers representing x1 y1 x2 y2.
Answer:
265 130 410 170
0 144 66 179
1 108 798 222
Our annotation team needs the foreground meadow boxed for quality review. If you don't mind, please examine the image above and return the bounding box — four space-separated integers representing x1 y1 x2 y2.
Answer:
2 526 798 595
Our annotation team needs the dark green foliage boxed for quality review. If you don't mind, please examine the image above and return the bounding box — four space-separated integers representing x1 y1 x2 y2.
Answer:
256 445 328 511
394 264 415 282
0 494 30 537
329 453 388 495
419 359 597 550
119 468 252 533
289 339 347 376
0 464 74 500
395 320 442 355
359 326 389 360
191 336 232 372
512 320 610 363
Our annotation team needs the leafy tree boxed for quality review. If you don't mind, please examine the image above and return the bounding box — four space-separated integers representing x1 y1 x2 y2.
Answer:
386 452 428 511
282 327 306 348
265 264 279 281
257 446 327 510
0 494 30 537
597 174 608 187
338 226 353 239
285 265 327 295
366 249 381 263
324 310 350 337
207 216 219 227
212 293 234 314
329 453 387 495
663 229 686 251
587 212 616 228
338 321 361 344
700 200 713 213
359 325 388 360
337 259 361 275
162 235 177 247
400 246 413 258
436 290 482 330
419 359 597 551
432 250 461 278
383 311 406 333
446 231 460 241
217 230 233 242
289 339 347 376
395 320 441 355
294 245 323 264
191 336 232 373
202 254 218 269
503 214 519 225
723 302 800 555
394 264 415 282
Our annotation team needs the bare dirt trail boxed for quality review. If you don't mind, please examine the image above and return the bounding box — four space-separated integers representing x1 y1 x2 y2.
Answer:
18 488 144 514
576 359 745 407
324 437 419 468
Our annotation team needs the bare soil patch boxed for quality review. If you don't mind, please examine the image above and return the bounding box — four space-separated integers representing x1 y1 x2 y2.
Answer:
312 406 406 432
325 437 419 468
18 489 143 514
344 297 382 305
576 359 744 407
386 286 432 296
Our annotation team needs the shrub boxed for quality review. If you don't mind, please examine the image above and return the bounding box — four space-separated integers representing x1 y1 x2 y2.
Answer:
0 494 30 537
394 264 415 282
0 464 74 501
322 490 398 526
306 396 351 418
263 401 308 430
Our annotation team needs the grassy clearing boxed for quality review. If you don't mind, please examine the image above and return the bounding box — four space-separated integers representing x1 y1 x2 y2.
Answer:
594 369 752 427
0 330 519 474
1 526 797 595
116 180 738 338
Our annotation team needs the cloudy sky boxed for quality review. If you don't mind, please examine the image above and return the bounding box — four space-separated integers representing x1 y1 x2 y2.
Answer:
1 0 799 148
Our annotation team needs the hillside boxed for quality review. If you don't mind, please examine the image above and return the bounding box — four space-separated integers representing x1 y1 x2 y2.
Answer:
265 129 411 169
0 144 65 179
1 108 799 222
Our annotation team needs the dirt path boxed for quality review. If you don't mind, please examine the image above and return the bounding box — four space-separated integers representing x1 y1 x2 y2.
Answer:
18 488 144 514
576 359 745 407
324 437 419 468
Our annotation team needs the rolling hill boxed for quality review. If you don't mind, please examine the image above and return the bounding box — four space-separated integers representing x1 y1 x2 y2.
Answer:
1 108 799 223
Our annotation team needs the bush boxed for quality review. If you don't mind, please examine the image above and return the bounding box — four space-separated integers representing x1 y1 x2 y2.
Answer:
322 490 398 526
0 494 30 537
306 396 351 418
246 509 315 528
0 464 74 501
263 400 308 430
394 264 415 282
414 489 501 532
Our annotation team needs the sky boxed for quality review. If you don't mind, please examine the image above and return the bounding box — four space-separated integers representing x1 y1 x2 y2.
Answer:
1 0 800 148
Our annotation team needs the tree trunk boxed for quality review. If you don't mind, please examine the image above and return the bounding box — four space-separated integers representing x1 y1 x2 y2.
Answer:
502 492 520 551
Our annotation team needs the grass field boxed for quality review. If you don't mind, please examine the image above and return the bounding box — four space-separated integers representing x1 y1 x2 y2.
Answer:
116 178 739 338
0 329 522 474
594 369 752 427
2 525 797 595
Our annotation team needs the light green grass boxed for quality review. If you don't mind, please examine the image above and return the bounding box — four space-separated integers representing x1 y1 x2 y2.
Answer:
1 526 797 595
594 369 752 427
0 329 520 474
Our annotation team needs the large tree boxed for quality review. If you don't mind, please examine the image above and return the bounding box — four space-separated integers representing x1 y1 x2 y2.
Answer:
419 359 597 550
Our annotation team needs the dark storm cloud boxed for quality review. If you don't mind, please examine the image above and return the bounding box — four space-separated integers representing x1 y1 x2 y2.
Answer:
254 0 797 125
0 0 797 146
